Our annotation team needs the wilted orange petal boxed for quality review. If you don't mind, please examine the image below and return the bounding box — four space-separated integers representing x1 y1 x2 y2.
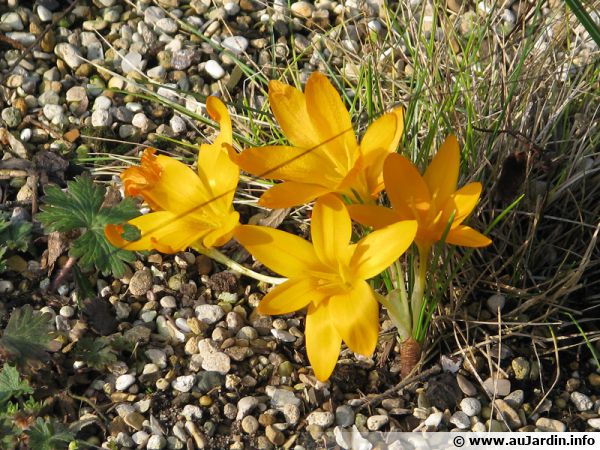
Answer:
423 135 459 208
351 220 417 280
305 300 342 381
234 225 321 278
258 278 324 315
328 281 379 356
258 181 331 209
445 225 491 247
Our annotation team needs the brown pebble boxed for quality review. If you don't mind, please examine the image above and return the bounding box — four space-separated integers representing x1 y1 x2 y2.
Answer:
265 425 285 446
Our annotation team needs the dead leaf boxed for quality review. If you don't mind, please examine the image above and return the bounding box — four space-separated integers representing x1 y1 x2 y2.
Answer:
82 298 117 336
63 128 80 143
495 151 527 203
42 231 67 273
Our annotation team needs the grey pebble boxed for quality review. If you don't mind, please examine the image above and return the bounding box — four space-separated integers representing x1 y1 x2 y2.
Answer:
367 414 389 431
571 391 593 411
335 405 355 427
460 397 482 417
196 304 225 324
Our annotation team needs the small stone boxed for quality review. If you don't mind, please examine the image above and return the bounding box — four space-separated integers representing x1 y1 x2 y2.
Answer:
483 377 511 397
196 304 225 324
147 434 166 450
182 404 202 420
271 329 296 342
155 17 178 34
132 113 150 132
504 390 524 409
424 411 443 429
268 387 301 409
129 269 152 296
172 375 195 393
588 373 600 387
335 405 355 427
282 403 301 425
170 116 186 134
116 374 136 391
205 60 225 79
145 349 167 368
440 355 463 373
132 431 150 446
241 415 259 434
307 411 335 428
55 43 83 69
571 391 593 411
0 280 14 294
587 418 600 430
115 431 135 447
121 51 144 74
91 109 112 128
265 425 285 446
197 339 231 374
536 417 566 432
160 296 177 308
367 414 388 431
450 411 470 429
222 36 249 54
472 422 486 432
486 294 506 313
512 357 530 380
456 374 477 396
124 412 145 431
291 1 314 18
460 397 481 417
236 396 259 420
59 305 74 318
1 107 21 128
493 399 522 428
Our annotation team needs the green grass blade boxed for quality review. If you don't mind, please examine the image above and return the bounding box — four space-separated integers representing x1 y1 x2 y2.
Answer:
565 0 600 48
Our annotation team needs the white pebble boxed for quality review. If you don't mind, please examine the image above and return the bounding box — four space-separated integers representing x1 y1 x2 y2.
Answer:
115 374 136 391
172 375 196 393
205 60 225 80
91 109 112 127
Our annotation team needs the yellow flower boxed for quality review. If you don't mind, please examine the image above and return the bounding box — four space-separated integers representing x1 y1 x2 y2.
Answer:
234 194 417 380
105 96 240 253
229 72 405 208
348 135 491 249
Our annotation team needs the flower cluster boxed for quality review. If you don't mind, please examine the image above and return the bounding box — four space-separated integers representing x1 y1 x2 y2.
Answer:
106 72 491 381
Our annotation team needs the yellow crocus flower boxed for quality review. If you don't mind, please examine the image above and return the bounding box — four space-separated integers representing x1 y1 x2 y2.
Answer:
229 72 405 208
349 135 491 250
105 96 240 252
234 194 417 381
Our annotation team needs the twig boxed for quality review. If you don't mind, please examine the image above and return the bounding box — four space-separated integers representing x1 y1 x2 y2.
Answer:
51 255 77 291
356 364 441 410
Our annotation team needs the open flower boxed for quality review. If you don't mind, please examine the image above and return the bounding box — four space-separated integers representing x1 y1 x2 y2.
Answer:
234 194 417 380
229 72 405 208
348 135 491 249
105 96 240 253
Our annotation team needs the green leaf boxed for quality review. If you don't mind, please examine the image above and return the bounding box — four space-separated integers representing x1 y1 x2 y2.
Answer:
72 337 117 370
0 364 33 404
0 221 32 252
0 417 18 450
0 247 6 273
0 306 52 365
37 176 140 277
26 418 74 450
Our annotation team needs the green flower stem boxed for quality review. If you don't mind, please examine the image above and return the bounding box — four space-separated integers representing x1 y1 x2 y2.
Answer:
411 243 430 337
198 246 287 285
393 260 410 311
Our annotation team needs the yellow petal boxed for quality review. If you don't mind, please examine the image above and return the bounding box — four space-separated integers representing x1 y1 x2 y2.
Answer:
258 278 324 315
383 153 430 220
347 204 401 229
258 182 331 209
269 79 320 149
311 194 351 266
201 210 239 248
197 97 238 204
305 72 357 171
351 220 418 280
305 300 342 381
441 182 482 227
234 225 321 278
445 225 491 247
328 281 379 356
105 211 206 253
360 109 399 166
232 145 328 182
423 135 459 208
